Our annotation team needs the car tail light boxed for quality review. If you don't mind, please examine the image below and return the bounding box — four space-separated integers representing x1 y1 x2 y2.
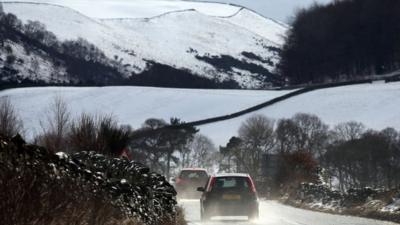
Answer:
247 177 257 193
206 176 216 192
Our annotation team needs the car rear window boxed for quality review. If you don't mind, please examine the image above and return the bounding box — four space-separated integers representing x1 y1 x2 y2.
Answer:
212 177 250 190
179 170 208 179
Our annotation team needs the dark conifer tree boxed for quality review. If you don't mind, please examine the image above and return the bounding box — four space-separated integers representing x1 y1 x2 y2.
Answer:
280 0 400 84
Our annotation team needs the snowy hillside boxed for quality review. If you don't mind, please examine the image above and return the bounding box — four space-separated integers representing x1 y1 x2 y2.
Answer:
2 81 400 146
0 40 70 83
1 1 287 88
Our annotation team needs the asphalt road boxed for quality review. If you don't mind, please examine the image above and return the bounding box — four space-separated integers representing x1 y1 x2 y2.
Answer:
179 199 399 225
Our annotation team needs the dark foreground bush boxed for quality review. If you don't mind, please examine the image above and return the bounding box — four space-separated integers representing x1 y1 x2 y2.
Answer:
0 135 182 225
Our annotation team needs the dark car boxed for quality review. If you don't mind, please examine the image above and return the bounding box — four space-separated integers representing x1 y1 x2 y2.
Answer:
174 168 209 199
197 173 259 221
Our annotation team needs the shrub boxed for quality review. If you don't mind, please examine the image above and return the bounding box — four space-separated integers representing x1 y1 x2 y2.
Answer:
68 113 131 156
277 151 319 191
0 97 23 137
0 135 128 225
0 135 181 225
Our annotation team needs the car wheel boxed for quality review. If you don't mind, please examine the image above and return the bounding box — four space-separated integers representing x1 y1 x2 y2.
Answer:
201 208 211 221
248 208 259 220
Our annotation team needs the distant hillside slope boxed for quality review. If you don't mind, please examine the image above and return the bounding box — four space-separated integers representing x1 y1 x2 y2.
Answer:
2 81 400 145
1 1 287 89
0 12 124 86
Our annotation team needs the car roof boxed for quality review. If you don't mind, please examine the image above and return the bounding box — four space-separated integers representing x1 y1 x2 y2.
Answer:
214 173 250 178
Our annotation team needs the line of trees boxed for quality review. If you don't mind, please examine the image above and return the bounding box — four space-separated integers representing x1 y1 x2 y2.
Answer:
128 118 219 178
0 99 185 225
0 97 217 179
31 96 132 157
279 0 400 84
220 113 400 192
324 127 400 191
129 118 198 178
2 96 399 191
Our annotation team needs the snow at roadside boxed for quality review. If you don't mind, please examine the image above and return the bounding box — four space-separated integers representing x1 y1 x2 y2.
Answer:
2 82 400 146
382 199 400 213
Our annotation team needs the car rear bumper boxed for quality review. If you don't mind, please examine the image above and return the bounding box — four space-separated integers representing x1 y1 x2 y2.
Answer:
204 200 258 216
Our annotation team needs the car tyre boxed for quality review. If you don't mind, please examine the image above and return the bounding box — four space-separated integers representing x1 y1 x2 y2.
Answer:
248 208 259 220
201 208 211 222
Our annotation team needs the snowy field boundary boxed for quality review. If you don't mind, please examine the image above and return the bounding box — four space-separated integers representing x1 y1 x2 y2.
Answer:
0 79 378 130
181 79 374 127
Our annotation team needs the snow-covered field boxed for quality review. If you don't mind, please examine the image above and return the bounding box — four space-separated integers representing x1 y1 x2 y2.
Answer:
200 81 400 145
2 0 287 88
2 81 400 146
0 86 292 142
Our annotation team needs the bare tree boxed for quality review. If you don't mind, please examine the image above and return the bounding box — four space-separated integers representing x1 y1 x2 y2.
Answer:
37 96 70 152
331 121 366 143
239 115 275 152
0 97 23 137
380 127 400 188
381 127 399 144
292 113 329 157
184 134 216 170
69 113 97 152
236 115 276 180
276 118 300 154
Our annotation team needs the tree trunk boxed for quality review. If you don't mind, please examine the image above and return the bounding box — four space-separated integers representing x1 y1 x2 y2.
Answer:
166 152 171 180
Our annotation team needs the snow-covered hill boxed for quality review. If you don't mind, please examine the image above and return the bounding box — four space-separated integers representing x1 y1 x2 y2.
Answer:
2 81 400 146
4 0 243 18
1 0 287 88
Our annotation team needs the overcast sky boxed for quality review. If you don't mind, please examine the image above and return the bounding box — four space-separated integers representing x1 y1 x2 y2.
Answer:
195 0 332 22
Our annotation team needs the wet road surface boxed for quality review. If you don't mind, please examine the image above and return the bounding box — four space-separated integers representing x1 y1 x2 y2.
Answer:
179 199 398 225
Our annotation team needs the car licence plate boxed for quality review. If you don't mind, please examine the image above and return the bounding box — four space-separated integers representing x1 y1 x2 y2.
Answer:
222 194 241 200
